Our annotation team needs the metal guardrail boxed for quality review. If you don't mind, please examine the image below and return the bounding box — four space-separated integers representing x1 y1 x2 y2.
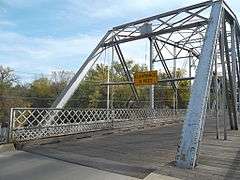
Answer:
9 108 186 142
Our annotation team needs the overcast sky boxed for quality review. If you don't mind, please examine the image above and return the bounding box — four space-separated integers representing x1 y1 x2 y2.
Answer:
0 0 239 82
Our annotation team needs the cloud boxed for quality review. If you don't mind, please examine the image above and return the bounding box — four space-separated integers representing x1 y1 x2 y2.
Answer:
0 0 209 81
0 31 100 76
1 0 50 8
0 29 152 82
1 0 240 83
63 0 207 21
0 20 15 27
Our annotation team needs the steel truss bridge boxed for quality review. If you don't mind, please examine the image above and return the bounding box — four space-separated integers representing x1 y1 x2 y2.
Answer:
7 0 240 169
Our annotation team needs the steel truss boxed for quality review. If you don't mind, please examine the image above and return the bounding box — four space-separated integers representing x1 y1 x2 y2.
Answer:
51 0 240 169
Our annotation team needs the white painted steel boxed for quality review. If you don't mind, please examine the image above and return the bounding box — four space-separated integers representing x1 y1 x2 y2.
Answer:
10 108 186 142
231 21 239 129
51 31 112 109
176 1 223 169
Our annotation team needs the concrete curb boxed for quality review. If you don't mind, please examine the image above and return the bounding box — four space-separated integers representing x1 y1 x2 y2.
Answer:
144 173 182 180
0 143 15 153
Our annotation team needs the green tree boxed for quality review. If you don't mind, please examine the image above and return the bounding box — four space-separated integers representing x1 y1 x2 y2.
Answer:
0 66 30 123
29 77 55 107
0 61 192 120
50 70 73 95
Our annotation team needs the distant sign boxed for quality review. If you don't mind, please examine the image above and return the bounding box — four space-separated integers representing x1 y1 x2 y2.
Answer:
134 70 158 86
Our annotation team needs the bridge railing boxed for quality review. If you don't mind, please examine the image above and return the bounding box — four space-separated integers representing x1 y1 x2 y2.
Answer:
0 126 8 144
9 108 186 142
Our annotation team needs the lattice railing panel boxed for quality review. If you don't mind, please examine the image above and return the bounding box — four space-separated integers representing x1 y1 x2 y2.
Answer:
10 108 186 141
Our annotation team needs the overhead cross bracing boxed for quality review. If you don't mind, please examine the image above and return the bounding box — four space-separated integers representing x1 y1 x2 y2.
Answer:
9 0 240 170
51 0 213 109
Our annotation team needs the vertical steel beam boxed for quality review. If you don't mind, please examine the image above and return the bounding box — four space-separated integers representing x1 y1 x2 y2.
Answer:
219 26 234 133
219 14 234 130
149 38 154 109
223 18 238 130
176 1 223 168
107 64 110 109
214 52 220 139
173 44 178 111
189 51 192 80
236 30 240 111
220 77 228 140
231 21 239 129
236 32 240 81
111 44 114 109
52 31 111 108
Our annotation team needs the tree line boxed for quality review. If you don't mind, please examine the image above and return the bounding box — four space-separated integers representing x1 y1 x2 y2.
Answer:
0 60 191 123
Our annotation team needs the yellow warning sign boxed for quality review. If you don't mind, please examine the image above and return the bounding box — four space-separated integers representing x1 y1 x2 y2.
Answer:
134 70 158 86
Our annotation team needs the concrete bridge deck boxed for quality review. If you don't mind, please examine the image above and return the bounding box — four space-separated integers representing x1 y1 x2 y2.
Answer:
9 119 239 180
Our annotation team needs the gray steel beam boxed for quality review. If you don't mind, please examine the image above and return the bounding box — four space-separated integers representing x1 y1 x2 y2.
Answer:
223 17 238 130
189 51 193 78
214 53 220 139
222 0 240 46
103 21 208 48
153 40 177 92
221 79 228 140
235 29 240 89
175 27 205 57
219 26 234 131
231 21 239 130
173 44 178 110
154 56 197 62
159 77 195 83
101 81 134 86
154 40 185 108
235 33 240 90
236 28 240 108
113 1 212 30
223 1 240 43
149 38 154 109
100 77 195 86
114 44 139 101
223 1 238 24
176 1 223 168
52 31 112 108
155 38 199 58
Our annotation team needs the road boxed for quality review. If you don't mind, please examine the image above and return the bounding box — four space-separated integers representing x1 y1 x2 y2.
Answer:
1 115 240 180
0 151 139 180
